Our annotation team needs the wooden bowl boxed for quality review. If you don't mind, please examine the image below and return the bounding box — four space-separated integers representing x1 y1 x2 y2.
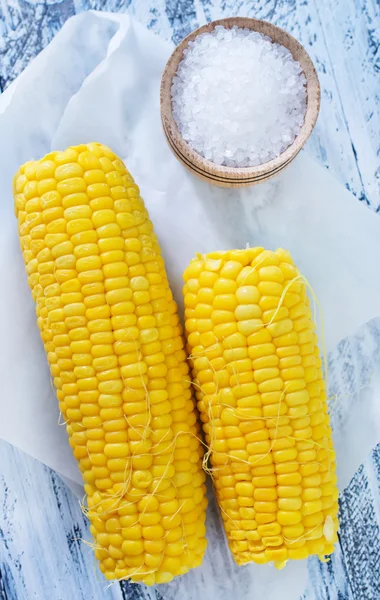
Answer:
160 17 320 188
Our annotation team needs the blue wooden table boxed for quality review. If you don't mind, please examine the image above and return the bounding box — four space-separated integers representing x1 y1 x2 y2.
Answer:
0 1 379 599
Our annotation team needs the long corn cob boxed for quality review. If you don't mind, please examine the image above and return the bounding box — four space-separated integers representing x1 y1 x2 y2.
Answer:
183 248 339 567
13 143 207 585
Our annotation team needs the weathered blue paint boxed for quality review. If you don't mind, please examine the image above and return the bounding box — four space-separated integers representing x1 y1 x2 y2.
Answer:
0 1 379 599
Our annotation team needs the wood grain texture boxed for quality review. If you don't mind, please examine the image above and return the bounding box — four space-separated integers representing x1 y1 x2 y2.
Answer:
0 1 379 599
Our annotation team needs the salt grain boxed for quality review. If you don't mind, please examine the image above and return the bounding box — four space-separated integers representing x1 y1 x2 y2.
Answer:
171 26 307 168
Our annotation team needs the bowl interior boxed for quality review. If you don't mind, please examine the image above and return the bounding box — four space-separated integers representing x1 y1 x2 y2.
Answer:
160 17 320 181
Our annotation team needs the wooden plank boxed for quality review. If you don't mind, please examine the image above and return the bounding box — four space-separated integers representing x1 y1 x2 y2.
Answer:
313 0 379 209
339 446 380 600
0 0 76 91
0 442 123 600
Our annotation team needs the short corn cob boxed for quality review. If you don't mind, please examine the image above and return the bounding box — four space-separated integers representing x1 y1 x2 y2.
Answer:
183 248 339 567
13 143 207 585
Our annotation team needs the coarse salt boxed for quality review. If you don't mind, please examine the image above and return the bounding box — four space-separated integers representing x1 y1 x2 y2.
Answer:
171 26 307 168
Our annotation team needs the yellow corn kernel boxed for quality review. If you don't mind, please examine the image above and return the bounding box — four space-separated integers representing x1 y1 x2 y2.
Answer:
14 144 207 585
183 247 339 567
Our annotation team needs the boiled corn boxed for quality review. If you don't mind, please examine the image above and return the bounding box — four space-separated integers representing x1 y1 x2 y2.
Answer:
13 143 207 584
183 247 339 566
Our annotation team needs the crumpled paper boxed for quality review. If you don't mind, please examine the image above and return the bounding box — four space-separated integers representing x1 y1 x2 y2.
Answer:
0 11 379 599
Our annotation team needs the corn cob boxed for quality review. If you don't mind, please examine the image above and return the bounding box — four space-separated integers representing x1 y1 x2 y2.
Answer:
13 143 207 585
183 248 339 567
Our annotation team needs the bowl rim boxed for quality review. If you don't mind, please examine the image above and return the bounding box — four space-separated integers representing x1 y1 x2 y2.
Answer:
160 16 321 181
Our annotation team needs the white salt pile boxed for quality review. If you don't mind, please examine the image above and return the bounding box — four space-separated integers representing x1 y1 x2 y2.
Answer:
171 26 307 168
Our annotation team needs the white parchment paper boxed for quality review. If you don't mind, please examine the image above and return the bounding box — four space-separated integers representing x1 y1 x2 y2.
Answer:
0 12 379 599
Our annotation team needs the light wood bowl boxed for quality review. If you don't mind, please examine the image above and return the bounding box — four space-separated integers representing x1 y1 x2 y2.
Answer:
160 17 320 188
